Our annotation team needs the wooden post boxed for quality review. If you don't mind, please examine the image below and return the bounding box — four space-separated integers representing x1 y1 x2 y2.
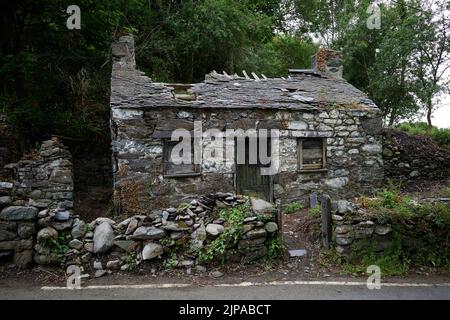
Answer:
321 194 332 249
276 199 283 236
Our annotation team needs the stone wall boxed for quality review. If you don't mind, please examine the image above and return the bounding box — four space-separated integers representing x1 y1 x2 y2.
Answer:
112 107 383 213
383 129 450 181
332 200 392 260
50 193 279 275
0 138 74 267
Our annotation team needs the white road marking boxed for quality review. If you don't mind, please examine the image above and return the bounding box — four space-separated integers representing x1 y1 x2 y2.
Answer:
41 280 450 291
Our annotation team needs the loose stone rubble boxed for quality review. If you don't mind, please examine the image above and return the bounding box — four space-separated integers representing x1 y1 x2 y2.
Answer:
383 129 450 181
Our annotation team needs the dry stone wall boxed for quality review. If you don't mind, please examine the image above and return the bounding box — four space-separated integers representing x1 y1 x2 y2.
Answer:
383 129 450 181
331 200 392 260
0 138 74 267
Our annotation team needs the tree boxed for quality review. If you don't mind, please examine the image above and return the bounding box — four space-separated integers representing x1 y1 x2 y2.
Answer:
410 0 450 127
289 0 362 46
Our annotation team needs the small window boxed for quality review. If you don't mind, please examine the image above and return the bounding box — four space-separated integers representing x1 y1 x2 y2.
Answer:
297 138 327 171
163 139 201 177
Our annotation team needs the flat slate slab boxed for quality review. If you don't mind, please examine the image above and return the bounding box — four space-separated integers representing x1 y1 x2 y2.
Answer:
288 249 307 258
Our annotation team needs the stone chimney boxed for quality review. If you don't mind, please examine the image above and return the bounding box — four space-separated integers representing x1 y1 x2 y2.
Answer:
111 35 136 69
312 48 343 79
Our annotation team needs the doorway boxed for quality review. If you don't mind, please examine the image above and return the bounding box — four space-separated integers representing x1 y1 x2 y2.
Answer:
235 136 273 202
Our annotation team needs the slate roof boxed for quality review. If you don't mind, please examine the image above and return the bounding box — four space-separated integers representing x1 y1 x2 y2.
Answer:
110 65 379 111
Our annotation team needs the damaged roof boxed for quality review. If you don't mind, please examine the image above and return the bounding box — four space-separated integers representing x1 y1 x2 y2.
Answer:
110 66 379 111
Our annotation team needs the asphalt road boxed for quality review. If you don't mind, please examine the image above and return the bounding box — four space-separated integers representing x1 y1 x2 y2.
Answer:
1 281 449 300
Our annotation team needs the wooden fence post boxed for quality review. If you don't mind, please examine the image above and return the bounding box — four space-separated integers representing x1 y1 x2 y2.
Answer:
321 194 332 249
276 199 283 236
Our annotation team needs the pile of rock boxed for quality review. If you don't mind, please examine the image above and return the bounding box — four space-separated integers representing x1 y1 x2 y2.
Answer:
383 129 450 181
52 193 278 275
2 186 279 274
332 200 392 259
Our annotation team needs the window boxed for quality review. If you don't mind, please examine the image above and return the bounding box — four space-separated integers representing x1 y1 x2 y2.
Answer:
163 139 200 177
297 138 327 171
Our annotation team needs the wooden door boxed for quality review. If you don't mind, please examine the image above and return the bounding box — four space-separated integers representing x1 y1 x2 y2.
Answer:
235 137 272 202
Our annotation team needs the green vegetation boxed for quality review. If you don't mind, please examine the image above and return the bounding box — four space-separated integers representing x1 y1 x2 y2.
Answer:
125 252 137 271
40 231 70 264
307 206 322 219
397 122 450 148
197 204 249 263
344 188 450 274
341 238 410 276
284 201 304 214
163 253 179 270
267 234 285 259
444 184 450 198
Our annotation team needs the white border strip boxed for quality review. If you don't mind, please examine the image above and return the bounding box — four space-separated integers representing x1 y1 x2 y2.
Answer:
41 280 450 291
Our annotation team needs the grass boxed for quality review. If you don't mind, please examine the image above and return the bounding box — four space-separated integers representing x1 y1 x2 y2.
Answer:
397 122 450 148
346 187 450 273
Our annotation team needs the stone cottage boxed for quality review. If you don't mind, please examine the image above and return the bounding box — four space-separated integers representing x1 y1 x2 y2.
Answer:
110 36 383 214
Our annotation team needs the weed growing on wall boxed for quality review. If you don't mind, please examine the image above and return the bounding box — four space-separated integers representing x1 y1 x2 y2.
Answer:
267 234 285 259
345 187 450 273
197 204 250 263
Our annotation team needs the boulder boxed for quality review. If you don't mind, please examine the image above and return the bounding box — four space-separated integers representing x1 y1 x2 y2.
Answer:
0 196 12 206
71 218 86 239
206 223 224 236
95 217 116 225
69 239 83 250
54 210 71 221
191 223 206 249
250 198 273 216
93 222 115 254
17 223 35 239
132 226 166 240
0 206 37 221
37 226 58 243
142 243 163 260
337 200 355 214
375 225 392 236
106 260 121 270
161 221 189 231
114 240 138 253
52 219 73 231
125 217 139 235
264 222 278 233
245 228 267 239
